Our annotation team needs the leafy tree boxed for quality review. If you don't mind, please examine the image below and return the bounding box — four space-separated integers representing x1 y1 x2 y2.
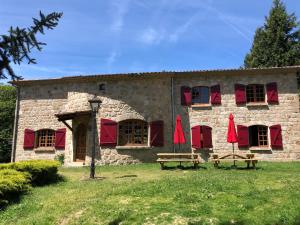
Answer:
244 0 300 68
0 11 62 80
0 84 16 162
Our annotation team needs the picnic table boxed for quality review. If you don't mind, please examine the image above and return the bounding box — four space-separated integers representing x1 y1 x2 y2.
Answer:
212 153 258 168
157 153 201 169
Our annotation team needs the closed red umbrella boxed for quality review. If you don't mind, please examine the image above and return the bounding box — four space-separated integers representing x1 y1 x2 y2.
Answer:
227 113 238 166
227 113 238 143
174 115 186 152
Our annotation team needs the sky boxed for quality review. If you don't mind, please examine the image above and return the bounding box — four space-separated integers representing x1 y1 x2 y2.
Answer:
1 0 300 81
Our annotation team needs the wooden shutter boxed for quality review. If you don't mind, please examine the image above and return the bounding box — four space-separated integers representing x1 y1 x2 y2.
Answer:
202 126 213 148
270 124 283 149
237 125 249 148
100 119 117 146
266 82 279 104
150 120 164 146
210 84 221 104
235 84 246 104
23 129 35 149
191 125 201 149
181 86 192 106
55 128 66 149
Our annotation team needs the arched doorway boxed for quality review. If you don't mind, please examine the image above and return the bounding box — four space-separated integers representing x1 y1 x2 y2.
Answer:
75 123 87 161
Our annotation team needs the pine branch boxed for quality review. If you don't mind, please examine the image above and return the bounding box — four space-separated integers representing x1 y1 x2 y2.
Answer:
0 11 63 80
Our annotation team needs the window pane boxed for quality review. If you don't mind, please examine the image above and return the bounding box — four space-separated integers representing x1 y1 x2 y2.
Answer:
192 86 209 104
118 120 148 146
247 84 265 103
199 87 209 103
37 129 55 147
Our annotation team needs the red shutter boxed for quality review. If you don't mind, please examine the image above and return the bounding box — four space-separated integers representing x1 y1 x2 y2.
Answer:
23 129 35 149
202 126 213 148
191 125 201 149
55 128 66 149
266 82 279 104
270 124 283 149
150 120 164 146
181 86 192 106
100 119 117 146
237 125 249 148
211 85 221 105
235 84 246 104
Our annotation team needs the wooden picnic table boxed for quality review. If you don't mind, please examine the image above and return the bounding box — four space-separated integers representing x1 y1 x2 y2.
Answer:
157 153 201 169
212 153 258 168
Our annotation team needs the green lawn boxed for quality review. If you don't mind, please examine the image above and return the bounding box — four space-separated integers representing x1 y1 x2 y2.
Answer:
1 162 300 225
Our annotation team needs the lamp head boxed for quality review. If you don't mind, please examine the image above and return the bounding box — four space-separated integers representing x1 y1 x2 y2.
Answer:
88 97 102 112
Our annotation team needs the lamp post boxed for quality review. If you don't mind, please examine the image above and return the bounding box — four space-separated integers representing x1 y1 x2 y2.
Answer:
88 96 102 179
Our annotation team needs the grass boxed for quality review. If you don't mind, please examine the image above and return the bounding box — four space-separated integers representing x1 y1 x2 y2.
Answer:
1 162 300 225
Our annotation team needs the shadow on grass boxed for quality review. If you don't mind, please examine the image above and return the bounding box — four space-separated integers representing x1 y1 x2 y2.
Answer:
108 217 123 225
116 175 138 179
81 176 107 181
215 165 262 171
32 174 66 187
162 165 207 170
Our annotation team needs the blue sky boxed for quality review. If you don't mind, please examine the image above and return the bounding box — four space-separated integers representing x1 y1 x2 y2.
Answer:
1 0 300 81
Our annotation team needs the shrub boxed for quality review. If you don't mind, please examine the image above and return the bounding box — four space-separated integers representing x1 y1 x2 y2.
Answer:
0 169 30 207
0 160 60 186
54 153 65 165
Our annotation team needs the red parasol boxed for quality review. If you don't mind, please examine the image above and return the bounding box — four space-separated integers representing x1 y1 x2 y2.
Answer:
227 113 238 143
227 113 238 167
174 115 186 151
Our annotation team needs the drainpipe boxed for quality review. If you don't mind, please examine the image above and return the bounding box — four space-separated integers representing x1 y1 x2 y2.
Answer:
11 85 20 162
171 75 175 153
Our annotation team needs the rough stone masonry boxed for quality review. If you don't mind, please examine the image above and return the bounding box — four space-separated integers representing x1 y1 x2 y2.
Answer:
11 66 300 165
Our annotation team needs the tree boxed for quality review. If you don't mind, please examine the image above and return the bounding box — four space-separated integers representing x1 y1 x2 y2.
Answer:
244 0 300 68
0 84 16 162
0 11 63 80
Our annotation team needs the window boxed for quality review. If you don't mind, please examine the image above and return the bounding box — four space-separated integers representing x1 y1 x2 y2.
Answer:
249 125 268 147
36 129 55 147
118 120 148 146
192 86 210 104
246 84 265 103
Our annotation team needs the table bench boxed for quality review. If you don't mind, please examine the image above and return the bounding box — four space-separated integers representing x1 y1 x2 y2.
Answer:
157 153 201 169
212 153 258 168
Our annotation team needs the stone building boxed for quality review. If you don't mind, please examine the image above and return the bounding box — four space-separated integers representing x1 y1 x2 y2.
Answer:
10 66 300 165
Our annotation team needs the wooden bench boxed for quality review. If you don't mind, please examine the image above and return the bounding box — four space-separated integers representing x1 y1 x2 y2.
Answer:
212 153 258 168
157 153 201 169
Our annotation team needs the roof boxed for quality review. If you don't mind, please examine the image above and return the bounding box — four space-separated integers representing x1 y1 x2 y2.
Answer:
11 65 300 86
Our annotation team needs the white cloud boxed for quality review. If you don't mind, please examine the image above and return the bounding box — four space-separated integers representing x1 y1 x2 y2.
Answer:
110 0 131 33
140 28 165 45
106 50 121 66
169 13 200 43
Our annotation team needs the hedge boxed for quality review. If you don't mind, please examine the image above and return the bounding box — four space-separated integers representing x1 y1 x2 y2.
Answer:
0 160 60 186
0 169 30 207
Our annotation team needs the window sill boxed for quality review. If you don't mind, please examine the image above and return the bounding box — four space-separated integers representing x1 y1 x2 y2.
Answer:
191 103 212 108
246 102 268 107
249 147 271 151
116 146 151 150
34 147 55 152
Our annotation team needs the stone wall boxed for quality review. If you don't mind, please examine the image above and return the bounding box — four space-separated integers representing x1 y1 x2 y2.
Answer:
14 71 300 164
15 84 68 161
174 72 300 161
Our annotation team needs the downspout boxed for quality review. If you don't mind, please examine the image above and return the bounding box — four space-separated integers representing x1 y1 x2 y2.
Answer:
170 75 175 153
11 85 20 162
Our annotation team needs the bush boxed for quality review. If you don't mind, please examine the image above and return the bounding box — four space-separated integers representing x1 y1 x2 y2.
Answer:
54 153 65 165
0 169 30 207
0 160 60 186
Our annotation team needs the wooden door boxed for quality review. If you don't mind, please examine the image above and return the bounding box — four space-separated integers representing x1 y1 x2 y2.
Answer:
75 124 86 161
